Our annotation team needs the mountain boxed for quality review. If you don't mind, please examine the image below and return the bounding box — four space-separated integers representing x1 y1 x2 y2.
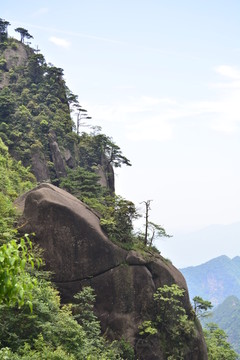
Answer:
180 255 240 305
0 36 122 193
0 24 208 359
15 183 207 360
208 296 240 354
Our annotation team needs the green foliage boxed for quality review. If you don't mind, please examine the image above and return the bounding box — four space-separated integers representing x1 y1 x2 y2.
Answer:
147 221 171 246
0 57 7 70
0 283 123 359
193 296 213 319
0 18 10 42
72 287 102 343
99 195 139 243
0 87 16 118
140 200 171 247
27 53 46 83
153 284 195 343
204 323 239 360
14 27 33 43
0 139 35 243
0 337 76 359
117 338 135 360
139 320 158 336
78 131 131 169
139 284 195 360
0 142 34 324
71 286 128 359
0 24 178 360
0 235 41 309
0 31 132 195
0 38 73 173
60 166 103 200
137 221 171 247
0 130 123 359
60 164 139 246
206 296 240 355
10 42 18 50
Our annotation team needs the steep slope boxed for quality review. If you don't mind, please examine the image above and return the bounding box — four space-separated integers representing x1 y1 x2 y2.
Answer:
0 37 124 192
15 183 208 360
0 28 208 359
180 255 240 305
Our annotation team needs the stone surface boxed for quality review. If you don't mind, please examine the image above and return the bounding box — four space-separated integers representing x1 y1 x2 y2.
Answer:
16 184 208 359
95 153 115 193
16 183 126 282
0 43 29 88
48 130 67 178
31 148 50 182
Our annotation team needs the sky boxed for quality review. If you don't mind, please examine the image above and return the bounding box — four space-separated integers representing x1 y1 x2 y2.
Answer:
2 1 240 267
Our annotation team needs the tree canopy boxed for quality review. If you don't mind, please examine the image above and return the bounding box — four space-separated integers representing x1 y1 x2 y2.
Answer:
204 323 239 360
15 27 33 43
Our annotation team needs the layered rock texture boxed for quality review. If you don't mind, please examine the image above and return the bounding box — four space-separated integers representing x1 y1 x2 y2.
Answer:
16 184 207 359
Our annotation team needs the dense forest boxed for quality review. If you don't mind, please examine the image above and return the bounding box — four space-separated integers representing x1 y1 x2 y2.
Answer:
0 18 238 359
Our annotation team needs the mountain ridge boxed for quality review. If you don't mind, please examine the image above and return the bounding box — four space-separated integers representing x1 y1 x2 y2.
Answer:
206 295 240 354
0 25 208 359
181 255 240 305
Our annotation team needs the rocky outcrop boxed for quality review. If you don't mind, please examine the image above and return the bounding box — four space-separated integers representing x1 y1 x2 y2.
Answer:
95 153 115 193
0 42 29 88
29 131 70 183
48 130 67 178
15 184 207 359
31 147 50 182
1 40 115 194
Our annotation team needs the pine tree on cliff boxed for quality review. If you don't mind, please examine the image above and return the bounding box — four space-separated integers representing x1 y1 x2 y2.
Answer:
15 27 33 43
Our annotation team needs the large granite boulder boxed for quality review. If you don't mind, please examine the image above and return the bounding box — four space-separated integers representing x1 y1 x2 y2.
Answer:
15 184 207 359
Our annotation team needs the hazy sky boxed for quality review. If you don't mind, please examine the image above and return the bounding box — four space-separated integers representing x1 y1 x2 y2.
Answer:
2 1 240 267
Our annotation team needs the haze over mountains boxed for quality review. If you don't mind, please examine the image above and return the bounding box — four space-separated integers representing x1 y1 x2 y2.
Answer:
181 255 240 305
181 255 240 354
160 221 240 268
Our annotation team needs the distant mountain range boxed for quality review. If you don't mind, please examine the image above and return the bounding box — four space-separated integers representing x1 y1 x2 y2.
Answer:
180 255 240 305
208 296 240 354
181 256 240 354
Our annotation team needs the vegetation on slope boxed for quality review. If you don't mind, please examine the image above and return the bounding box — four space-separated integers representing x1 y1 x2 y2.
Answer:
0 19 237 359
208 296 240 355
0 132 131 360
204 323 239 360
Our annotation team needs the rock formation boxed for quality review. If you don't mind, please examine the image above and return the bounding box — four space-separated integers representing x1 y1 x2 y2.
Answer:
15 183 207 359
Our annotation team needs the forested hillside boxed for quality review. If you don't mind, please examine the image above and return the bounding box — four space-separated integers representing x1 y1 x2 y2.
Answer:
0 19 237 359
0 25 131 191
0 138 130 359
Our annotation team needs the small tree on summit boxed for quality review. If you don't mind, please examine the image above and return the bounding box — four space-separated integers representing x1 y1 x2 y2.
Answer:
193 296 213 319
141 200 171 246
15 27 33 43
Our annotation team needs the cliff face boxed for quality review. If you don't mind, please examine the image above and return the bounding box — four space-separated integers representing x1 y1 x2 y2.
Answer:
0 40 115 192
16 184 208 359
0 41 30 88
3 36 207 358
